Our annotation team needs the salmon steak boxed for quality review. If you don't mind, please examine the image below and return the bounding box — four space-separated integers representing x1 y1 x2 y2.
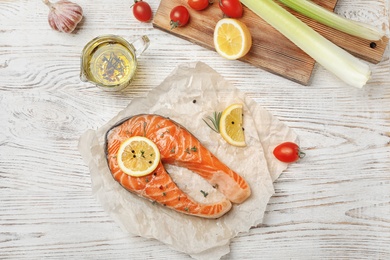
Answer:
105 114 251 218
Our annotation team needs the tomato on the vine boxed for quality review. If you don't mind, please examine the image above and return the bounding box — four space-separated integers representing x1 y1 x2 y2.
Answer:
188 0 210 11
219 0 243 18
170 6 190 29
132 0 153 22
273 142 306 163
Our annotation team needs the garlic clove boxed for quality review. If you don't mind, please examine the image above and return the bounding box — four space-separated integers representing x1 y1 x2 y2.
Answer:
43 0 83 33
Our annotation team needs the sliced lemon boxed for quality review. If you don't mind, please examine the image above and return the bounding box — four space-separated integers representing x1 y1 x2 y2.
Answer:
219 103 246 147
213 18 252 60
117 136 160 177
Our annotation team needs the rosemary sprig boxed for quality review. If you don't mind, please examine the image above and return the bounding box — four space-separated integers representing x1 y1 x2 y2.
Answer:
202 111 222 133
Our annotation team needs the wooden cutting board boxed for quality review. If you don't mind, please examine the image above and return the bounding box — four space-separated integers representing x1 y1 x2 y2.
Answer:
152 0 388 85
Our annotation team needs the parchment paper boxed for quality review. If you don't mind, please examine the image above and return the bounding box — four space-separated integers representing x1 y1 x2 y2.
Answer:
78 62 298 259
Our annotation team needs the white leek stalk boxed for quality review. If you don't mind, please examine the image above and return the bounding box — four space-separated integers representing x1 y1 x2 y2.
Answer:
240 0 371 88
278 0 385 41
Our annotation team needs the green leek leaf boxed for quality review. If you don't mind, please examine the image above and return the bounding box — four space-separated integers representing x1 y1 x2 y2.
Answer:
240 0 372 88
278 0 385 41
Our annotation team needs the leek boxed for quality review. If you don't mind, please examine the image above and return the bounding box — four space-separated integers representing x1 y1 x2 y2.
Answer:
240 0 371 88
278 0 385 41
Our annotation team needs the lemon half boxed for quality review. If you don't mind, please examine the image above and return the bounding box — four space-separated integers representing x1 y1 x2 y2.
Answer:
213 18 252 60
117 136 160 177
219 103 246 147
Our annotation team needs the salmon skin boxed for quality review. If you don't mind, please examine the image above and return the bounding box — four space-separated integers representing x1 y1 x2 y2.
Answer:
105 114 251 218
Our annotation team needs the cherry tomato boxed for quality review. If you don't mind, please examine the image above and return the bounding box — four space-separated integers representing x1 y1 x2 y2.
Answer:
132 0 152 22
188 0 210 11
273 142 306 163
170 6 190 29
219 0 243 18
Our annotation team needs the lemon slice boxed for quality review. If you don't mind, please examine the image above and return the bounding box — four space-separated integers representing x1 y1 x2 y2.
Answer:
117 136 160 177
213 18 252 60
219 103 246 147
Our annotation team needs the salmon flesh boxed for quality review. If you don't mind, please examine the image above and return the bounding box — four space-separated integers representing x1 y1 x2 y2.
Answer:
105 114 251 218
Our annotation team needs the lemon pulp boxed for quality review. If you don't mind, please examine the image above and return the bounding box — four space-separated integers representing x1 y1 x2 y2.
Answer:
214 18 252 60
117 136 160 177
219 103 246 147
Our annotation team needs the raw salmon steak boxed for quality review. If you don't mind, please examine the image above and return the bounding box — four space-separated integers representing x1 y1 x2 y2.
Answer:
105 114 251 218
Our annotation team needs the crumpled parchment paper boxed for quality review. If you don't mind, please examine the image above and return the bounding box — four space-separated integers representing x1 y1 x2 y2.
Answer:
78 62 298 259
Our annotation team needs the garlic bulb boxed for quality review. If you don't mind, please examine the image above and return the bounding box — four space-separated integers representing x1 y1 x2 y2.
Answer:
43 0 83 33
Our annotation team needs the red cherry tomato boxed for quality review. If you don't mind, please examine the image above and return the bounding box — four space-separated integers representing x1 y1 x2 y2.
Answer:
170 6 190 29
219 0 243 18
132 0 152 22
273 142 306 163
188 0 210 11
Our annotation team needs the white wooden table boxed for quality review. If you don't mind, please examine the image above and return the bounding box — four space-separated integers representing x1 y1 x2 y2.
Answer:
1 0 389 259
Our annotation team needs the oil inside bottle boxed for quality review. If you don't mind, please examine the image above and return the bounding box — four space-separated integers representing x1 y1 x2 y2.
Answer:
86 42 136 87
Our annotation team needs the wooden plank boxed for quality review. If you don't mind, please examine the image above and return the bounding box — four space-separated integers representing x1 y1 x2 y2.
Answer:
2 0 390 259
152 0 388 85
